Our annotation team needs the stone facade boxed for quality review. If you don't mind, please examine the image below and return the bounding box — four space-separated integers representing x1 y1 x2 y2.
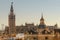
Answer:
4 2 60 40
8 2 16 34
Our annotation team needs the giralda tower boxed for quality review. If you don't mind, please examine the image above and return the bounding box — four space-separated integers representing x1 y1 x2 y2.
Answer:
8 2 16 34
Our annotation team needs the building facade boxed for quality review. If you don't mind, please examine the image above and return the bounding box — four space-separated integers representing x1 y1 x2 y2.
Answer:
4 2 60 40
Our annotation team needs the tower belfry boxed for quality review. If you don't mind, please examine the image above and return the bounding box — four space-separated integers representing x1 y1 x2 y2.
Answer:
8 2 16 34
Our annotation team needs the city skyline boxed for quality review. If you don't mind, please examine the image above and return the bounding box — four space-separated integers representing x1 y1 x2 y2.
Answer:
0 0 60 30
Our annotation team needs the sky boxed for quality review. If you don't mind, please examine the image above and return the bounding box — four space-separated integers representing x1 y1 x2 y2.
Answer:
0 0 60 30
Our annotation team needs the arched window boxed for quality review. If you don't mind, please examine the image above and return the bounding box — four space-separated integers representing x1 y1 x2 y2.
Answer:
33 37 38 40
45 37 48 40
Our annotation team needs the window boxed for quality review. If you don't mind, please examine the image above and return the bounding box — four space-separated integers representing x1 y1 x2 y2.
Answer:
45 37 48 40
33 37 38 40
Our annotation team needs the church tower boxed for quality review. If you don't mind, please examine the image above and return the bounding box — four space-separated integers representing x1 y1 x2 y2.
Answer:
40 14 45 25
8 2 16 34
39 13 46 28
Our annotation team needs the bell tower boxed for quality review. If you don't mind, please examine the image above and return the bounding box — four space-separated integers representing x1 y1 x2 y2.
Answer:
8 2 16 34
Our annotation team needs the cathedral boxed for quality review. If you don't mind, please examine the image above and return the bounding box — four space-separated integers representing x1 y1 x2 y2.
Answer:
4 2 60 40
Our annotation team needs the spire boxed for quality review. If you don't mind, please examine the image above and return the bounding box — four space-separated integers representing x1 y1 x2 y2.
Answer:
10 2 14 13
40 13 44 20
54 23 58 29
55 23 58 27
41 8 43 18
41 13 43 18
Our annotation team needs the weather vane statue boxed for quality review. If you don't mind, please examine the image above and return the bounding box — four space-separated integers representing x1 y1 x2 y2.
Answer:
10 0 14 3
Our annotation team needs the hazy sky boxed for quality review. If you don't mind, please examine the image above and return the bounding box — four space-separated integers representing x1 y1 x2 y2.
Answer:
0 0 60 30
